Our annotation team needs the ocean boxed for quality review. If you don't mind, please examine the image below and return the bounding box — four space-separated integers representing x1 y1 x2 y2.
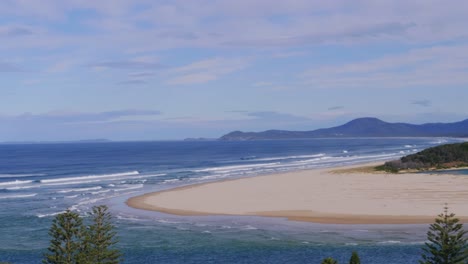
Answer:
0 138 464 263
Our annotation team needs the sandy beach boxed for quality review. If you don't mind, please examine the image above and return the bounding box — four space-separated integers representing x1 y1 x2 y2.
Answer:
127 163 468 224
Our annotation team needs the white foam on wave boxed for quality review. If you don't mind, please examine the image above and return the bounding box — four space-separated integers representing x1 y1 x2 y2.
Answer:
377 240 402 244
0 180 34 186
163 179 179 184
90 189 110 195
36 211 66 218
117 215 144 221
195 163 278 173
235 152 402 173
44 180 102 186
129 173 166 179
40 171 140 184
4 185 37 190
295 156 333 163
242 225 258 230
70 190 140 211
186 174 229 183
57 186 102 193
197 152 401 178
251 153 326 162
0 173 45 178
113 184 144 192
0 193 37 199
431 139 448 144
157 219 181 224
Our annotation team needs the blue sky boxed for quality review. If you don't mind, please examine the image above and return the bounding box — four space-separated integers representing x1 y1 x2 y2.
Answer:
2 0 468 141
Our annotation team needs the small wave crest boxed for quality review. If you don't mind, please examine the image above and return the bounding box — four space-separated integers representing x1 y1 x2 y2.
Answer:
0 193 37 199
250 153 326 162
195 163 278 173
3 185 37 191
377 240 401 244
114 184 144 192
0 173 46 178
36 211 66 218
0 180 34 186
57 186 103 193
40 171 140 184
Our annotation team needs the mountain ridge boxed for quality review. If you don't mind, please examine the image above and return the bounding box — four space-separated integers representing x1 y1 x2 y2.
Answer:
219 117 468 140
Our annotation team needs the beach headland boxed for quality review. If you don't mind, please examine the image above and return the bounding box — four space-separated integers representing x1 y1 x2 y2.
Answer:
127 162 468 224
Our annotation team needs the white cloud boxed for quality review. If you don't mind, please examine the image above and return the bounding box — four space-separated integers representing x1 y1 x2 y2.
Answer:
301 44 468 89
2 1 468 53
166 57 249 85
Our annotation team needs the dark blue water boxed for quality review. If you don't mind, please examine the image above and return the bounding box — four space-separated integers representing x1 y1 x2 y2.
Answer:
0 138 461 263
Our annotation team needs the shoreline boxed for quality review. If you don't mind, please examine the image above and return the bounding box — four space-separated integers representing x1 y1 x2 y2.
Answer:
127 162 468 224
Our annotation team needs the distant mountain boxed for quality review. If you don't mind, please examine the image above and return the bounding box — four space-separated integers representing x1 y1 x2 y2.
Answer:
219 117 468 140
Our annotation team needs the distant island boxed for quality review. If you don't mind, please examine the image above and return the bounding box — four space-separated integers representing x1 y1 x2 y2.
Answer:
183 137 216 141
219 117 468 140
376 142 468 172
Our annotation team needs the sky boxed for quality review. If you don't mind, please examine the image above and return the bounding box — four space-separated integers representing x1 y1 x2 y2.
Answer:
2 0 468 141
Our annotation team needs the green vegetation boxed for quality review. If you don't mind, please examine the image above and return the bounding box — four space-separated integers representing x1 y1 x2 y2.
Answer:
43 210 86 264
349 251 361 264
85 205 121 264
376 142 468 172
43 205 121 264
420 206 468 264
321 257 338 264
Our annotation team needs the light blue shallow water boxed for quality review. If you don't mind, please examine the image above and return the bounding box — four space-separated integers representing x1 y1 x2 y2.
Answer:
0 138 464 263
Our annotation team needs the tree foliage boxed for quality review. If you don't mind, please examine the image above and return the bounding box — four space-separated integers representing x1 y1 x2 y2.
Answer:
43 210 85 264
85 205 121 264
321 257 338 264
43 206 121 264
420 206 468 264
349 251 361 264
377 142 468 172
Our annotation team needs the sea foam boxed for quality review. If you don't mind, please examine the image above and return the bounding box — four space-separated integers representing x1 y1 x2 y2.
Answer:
40 171 140 184
0 193 37 199
0 173 45 178
0 180 34 186
57 186 103 193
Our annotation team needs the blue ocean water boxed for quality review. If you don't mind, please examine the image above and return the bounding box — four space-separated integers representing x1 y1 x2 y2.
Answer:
0 138 462 263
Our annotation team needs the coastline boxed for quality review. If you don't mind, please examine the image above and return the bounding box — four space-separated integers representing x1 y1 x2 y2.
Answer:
127 162 468 224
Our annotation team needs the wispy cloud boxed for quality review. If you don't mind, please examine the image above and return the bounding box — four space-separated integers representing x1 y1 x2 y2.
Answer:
89 60 163 70
252 81 273 87
223 22 415 47
0 25 34 37
245 111 311 123
117 80 147 85
302 44 468 89
328 106 344 111
0 62 22 72
128 71 156 78
166 57 249 85
411 100 431 107
3 109 162 124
